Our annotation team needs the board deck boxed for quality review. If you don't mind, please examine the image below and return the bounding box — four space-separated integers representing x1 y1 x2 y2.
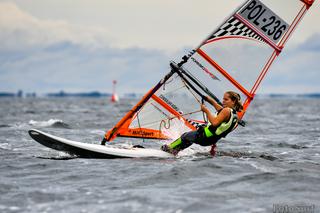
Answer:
28 129 173 159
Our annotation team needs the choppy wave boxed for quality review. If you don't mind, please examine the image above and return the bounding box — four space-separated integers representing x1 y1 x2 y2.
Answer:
0 143 12 150
33 149 77 160
269 142 308 149
29 119 71 129
0 124 11 128
216 150 279 161
36 155 77 160
1 97 319 212
186 150 279 161
24 110 36 114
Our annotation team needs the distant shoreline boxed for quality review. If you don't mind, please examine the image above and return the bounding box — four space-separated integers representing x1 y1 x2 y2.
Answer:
0 91 141 99
1 91 320 99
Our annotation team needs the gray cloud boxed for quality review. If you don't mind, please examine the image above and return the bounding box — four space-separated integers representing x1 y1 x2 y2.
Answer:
0 2 170 94
260 34 320 94
0 42 171 94
0 1 319 95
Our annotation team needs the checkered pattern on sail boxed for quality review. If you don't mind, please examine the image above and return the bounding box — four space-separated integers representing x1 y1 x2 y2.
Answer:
207 16 264 42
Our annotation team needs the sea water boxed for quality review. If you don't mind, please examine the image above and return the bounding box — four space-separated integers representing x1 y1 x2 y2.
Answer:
0 97 319 213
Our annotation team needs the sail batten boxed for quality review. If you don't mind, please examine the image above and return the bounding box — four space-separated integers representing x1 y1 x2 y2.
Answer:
151 94 196 130
197 48 253 100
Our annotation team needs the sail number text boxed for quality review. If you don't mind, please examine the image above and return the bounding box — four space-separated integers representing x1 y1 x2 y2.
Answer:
237 0 289 44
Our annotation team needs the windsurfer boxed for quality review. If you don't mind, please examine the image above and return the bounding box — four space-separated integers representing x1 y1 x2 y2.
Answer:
161 91 243 156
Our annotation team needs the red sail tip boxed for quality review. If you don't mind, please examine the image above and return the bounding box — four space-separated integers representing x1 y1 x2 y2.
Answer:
301 0 315 8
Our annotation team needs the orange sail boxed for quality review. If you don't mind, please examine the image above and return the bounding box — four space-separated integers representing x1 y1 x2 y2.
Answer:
102 0 315 144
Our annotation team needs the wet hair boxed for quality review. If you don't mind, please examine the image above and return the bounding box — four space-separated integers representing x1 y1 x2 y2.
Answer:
226 91 243 112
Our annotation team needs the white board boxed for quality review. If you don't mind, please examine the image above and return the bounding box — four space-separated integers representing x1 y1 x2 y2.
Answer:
29 129 173 159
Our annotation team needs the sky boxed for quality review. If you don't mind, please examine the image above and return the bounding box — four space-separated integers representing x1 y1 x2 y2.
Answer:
0 0 319 95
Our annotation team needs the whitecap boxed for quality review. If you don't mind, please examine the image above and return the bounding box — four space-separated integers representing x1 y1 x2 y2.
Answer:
0 143 11 150
29 119 70 128
89 129 105 135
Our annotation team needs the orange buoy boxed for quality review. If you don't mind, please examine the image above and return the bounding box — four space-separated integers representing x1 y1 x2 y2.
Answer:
111 80 119 102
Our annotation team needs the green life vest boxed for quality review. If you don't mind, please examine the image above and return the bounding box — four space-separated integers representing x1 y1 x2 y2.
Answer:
203 108 238 139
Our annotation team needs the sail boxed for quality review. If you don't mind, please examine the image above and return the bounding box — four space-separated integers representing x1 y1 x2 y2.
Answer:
102 0 315 143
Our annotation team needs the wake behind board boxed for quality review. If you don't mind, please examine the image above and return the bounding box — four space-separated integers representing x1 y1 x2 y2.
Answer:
28 129 173 159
